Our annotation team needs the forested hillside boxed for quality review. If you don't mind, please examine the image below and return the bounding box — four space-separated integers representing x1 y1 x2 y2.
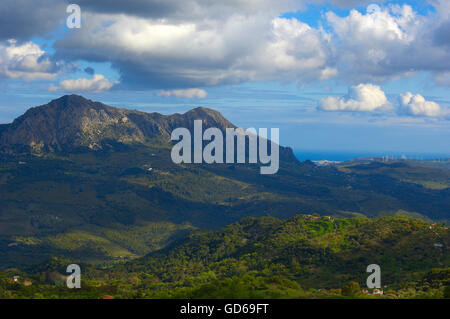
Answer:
1 215 448 299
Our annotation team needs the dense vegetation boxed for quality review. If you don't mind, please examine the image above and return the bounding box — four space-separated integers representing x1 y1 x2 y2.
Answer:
1 145 449 268
1 215 448 299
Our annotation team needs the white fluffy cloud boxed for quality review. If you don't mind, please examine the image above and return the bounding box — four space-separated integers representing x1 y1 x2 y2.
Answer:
318 83 392 112
0 40 59 80
325 4 450 84
51 2 450 90
318 86 450 118
54 13 334 89
398 92 446 117
251 18 336 82
39 1 447 90
48 74 116 92
158 88 207 98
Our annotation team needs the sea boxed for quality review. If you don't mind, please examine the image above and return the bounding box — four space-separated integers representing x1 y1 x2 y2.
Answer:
294 150 450 162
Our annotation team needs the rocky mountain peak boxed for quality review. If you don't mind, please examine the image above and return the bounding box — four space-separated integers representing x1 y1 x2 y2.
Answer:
0 95 236 154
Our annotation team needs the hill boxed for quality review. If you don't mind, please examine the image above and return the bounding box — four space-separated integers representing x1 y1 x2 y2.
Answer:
1 215 448 299
123 215 449 290
0 95 449 268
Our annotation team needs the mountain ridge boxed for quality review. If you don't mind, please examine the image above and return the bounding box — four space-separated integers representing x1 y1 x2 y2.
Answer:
0 95 245 154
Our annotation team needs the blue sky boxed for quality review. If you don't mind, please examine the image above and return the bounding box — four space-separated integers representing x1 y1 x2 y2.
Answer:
0 0 449 157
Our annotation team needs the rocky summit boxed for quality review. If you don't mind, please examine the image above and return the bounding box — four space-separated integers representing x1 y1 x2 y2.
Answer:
0 95 237 154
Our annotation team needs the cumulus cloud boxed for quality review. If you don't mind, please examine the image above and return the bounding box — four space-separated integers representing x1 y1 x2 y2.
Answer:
398 92 447 117
50 1 450 90
54 12 335 89
318 83 392 112
158 88 207 98
318 86 450 119
325 4 450 84
3 1 334 89
0 39 60 80
48 74 116 92
2 1 450 91
252 18 336 82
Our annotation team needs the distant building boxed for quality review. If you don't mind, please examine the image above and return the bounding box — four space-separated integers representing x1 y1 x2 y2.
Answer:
304 214 321 220
312 160 341 166
373 289 384 295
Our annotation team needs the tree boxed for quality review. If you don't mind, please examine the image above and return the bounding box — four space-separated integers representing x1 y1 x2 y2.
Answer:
342 281 361 297
444 285 450 299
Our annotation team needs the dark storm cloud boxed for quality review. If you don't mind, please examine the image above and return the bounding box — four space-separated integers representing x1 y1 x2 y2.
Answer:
0 0 67 41
75 0 177 19
433 20 450 47
75 0 387 18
